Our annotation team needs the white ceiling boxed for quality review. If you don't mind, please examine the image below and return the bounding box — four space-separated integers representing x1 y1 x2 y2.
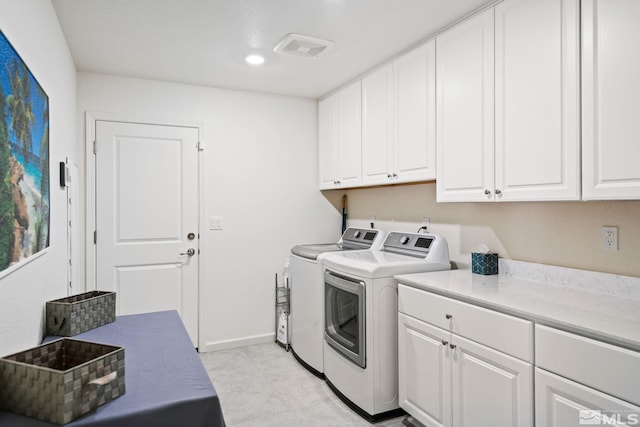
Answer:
52 0 492 99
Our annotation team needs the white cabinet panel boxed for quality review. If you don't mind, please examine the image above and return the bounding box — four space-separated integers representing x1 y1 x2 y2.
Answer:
362 64 394 186
394 40 436 182
319 94 339 189
318 81 362 189
495 0 580 201
452 334 533 427
536 324 640 406
398 313 451 427
582 0 640 200
398 284 533 362
338 81 363 188
536 368 640 427
361 40 436 186
436 8 495 202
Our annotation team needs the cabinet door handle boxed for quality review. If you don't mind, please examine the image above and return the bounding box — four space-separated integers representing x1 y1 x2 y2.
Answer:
441 340 448 346
484 189 491 195
392 173 398 178
449 344 457 349
387 173 392 178
445 314 452 319
495 189 502 195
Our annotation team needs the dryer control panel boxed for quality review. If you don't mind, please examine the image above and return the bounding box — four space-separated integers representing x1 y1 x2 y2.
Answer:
383 232 436 258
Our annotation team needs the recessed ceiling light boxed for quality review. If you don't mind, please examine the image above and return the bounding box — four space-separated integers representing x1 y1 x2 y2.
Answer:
245 54 265 66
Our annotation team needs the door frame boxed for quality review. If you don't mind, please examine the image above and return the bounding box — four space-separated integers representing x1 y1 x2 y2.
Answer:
85 111 206 351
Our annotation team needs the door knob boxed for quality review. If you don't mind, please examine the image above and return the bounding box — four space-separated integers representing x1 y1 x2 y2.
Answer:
180 248 195 256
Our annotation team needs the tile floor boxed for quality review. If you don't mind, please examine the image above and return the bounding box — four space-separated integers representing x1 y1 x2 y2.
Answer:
199 342 423 427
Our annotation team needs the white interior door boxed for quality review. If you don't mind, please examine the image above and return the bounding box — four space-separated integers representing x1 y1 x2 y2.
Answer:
95 120 199 346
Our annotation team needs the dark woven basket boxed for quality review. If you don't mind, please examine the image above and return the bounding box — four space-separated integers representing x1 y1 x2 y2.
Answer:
0 338 125 425
46 291 116 336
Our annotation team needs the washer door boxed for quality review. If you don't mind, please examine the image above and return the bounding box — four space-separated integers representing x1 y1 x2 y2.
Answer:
324 270 366 368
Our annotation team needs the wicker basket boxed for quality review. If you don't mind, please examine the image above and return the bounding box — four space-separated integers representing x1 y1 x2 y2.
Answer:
0 338 125 425
46 291 116 336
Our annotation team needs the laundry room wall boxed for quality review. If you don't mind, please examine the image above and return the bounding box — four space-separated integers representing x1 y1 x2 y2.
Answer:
341 183 640 278
77 73 342 351
0 0 79 356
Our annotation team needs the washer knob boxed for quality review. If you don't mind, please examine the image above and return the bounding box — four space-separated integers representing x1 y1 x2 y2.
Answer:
353 230 361 238
400 236 410 245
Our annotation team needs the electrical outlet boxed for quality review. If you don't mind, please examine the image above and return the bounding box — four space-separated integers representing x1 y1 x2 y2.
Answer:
422 217 430 233
602 226 618 251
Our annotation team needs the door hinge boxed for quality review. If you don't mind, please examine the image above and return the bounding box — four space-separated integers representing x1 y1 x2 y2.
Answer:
94 230 97 244
93 140 97 154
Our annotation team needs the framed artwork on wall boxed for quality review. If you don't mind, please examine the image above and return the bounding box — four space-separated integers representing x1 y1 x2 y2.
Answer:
0 29 50 277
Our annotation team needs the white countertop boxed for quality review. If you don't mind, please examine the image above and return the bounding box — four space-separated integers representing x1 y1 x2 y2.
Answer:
395 263 640 352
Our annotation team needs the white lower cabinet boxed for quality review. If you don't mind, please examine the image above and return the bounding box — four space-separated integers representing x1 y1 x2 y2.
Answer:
535 324 640 427
536 368 640 427
398 286 640 427
398 313 451 427
451 334 533 427
398 286 534 427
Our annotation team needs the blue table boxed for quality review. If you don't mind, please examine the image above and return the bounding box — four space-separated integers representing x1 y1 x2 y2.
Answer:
0 311 226 427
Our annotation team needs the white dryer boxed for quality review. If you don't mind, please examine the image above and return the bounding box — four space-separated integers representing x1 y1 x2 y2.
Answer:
322 232 451 421
289 228 385 377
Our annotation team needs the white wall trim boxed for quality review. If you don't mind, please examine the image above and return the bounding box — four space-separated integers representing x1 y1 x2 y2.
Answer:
204 333 276 352
84 111 207 351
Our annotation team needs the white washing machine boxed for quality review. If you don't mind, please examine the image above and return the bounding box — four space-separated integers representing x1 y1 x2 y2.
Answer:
322 232 451 421
289 228 385 377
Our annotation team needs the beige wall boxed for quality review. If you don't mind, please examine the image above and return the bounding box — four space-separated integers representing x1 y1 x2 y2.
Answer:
329 183 640 278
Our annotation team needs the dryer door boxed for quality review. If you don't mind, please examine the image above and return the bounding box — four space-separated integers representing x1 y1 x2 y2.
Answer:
324 270 366 368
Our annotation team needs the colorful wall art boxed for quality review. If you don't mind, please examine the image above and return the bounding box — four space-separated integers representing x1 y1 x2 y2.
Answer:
0 30 50 274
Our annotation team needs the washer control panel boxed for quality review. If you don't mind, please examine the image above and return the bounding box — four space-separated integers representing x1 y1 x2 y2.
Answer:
341 228 382 249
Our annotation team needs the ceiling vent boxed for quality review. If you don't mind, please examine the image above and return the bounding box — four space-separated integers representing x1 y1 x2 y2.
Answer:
274 34 334 58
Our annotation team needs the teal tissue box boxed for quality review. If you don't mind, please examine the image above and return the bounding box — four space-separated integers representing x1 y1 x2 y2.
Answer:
471 253 498 275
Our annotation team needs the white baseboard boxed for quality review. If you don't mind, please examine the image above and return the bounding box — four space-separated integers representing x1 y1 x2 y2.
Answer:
203 333 275 352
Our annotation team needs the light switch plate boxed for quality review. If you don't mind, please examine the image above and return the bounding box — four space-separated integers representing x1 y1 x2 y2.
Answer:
209 216 223 230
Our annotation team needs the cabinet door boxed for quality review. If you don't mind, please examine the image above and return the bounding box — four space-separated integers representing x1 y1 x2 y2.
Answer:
535 368 640 427
362 64 394 186
451 334 533 427
398 313 452 427
582 0 640 200
318 93 339 189
337 81 363 188
436 8 495 202
494 0 580 201
394 40 436 183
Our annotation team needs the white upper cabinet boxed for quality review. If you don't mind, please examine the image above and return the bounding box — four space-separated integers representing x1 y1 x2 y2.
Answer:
362 40 436 186
437 0 580 202
362 64 394 186
319 93 339 189
582 0 640 200
318 81 362 189
436 8 495 202
394 40 437 183
495 0 580 201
